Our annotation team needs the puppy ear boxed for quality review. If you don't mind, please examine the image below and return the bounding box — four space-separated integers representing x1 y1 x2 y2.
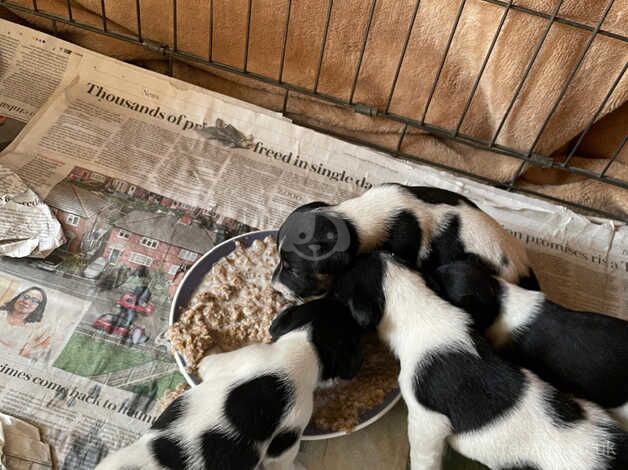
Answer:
430 261 501 331
269 305 306 340
347 294 382 330
337 342 363 380
432 261 496 304
332 254 385 330
311 299 365 380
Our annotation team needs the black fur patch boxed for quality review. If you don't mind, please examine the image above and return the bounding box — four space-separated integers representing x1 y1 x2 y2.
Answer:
508 300 628 408
500 254 509 267
413 335 526 433
225 374 295 442
151 395 186 431
517 270 541 291
425 261 502 333
379 210 422 265
543 388 584 427
270 298 364 381
151 435 187 469
266 429 300 457
200 430 259 470
400 185 478 208
331 253 387 330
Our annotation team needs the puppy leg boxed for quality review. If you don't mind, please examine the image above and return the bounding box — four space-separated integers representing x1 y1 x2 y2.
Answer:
262 442 304 470
407 404 451 470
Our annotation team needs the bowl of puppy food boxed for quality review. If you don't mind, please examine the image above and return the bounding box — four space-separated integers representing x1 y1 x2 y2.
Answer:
168 229 401 440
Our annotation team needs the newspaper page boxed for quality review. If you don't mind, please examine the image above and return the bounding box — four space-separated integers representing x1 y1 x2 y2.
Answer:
0 17 288 259
0 354 157 469
0 17 626 470
0 20 284 126
0 21 85 257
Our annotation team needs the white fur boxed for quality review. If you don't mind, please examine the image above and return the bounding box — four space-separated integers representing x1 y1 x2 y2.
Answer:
486 280 544 348
96 331 316 470
331 184 531 283
610 403 628 430
378 257 621 470
380 262 476 364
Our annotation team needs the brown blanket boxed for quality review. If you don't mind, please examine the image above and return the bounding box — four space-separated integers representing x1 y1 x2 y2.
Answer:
4 0 627 217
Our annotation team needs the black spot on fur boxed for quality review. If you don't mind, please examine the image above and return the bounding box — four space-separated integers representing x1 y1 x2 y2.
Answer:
266 429 301 457
425 261 502 333
270 298 364 381
225 374 294 442
413 335 526 433
200 430 259 470
151 436 186 469
151 395 186 431
500 254 509 267
379 210 422 265
422 213 497 276
332 252 387 330
507 300 628 409
400 185 478 208
543 388 584 427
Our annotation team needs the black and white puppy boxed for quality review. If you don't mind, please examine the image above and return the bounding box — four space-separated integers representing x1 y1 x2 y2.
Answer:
272 183 538 300
96 298 363 470
333 252 628 470
426 260 628 427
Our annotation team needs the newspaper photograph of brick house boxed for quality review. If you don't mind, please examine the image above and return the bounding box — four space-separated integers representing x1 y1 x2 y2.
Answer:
0 165 254 404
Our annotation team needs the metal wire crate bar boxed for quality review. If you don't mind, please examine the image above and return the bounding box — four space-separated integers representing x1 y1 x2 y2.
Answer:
1 0 626 221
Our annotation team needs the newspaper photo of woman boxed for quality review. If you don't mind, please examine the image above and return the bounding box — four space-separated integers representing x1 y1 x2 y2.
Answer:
0 287 52 360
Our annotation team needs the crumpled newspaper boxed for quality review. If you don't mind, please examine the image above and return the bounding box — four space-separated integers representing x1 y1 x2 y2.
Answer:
0 165 65 258
0 412 53 469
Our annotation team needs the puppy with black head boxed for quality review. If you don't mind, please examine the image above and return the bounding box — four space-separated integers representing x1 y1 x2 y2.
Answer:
426 260 628 427
96 298 363 470
272 184 538 300
332 252 628 470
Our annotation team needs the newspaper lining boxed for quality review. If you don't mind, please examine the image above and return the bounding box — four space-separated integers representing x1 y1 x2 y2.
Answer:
0 18 627 470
